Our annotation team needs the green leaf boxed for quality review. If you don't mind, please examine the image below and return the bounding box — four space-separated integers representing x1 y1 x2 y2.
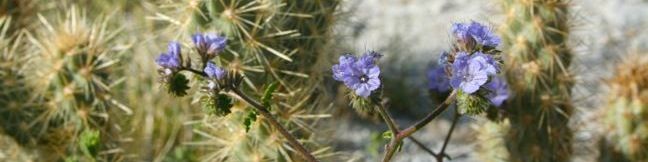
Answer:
262 82 279 108
243 110 258 132
382 131 393 139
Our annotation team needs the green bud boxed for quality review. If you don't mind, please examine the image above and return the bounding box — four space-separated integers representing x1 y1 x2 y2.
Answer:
201 94 233 116
456 91 490 116
166 73 190 97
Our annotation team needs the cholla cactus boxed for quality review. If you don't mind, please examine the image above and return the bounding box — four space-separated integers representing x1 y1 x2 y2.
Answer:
0 0 37 31
148 0 341 161
7 6 128 160
599 54 648 162
475 119 510 162
496 0 575 161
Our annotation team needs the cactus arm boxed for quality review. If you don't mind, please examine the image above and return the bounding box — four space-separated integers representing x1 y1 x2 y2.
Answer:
231 87 318 162
382 90 457 162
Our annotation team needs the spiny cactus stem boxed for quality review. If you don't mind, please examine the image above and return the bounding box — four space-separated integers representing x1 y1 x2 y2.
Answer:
382 90 458 162
231 88 318 162
435 112 460 162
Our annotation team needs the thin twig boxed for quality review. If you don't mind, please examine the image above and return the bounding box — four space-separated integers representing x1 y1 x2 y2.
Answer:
436 111 460 162
382 90 458 162
374 98 400 137
231 88 318 162
179 67 207 77
407 136 448 158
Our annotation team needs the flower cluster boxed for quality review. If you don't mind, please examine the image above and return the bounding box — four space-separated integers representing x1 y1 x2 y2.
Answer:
154 33 229 96
428 21 509 109
332 51 382 98
452 21 501 48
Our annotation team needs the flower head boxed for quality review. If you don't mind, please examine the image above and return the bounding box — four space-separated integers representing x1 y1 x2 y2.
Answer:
428 66 450 92
471 52 499 75
450 52 490 94
484 76 509 107
332 51 382 98
204 62 226 80
155 42 182 69
452 21 501 47
192 33 227 57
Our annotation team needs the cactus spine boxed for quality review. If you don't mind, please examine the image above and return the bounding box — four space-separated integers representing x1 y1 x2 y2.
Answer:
0 5 128 161
167 0 341 161
599 54 648 162
496 0 575 161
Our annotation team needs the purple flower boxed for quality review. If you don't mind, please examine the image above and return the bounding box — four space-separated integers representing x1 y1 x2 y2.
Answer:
204 62 226 80
450 52 489 94
484 76 509 107
452 21 501 47
332 51 382 98
155 42 182 69
427 66 450 92
471 52 499 75
192 33 227 57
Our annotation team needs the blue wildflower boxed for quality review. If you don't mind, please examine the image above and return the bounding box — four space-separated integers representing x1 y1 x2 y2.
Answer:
155 42 182 69
450 52 489 94
332 51 382 98
427 66 450 92
452 21 501 47
192 33 227 57
204 62 226 80
483 76 509 107
471 52 499 75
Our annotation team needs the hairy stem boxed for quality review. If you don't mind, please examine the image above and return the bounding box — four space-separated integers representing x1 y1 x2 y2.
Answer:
231 88 318 162
374 98 400 137
179 67 207 77
407 136 449 159
382 90 458 162
436 111 460 162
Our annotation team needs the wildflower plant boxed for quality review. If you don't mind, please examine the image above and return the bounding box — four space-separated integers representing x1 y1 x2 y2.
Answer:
333 21 510 161
154 33 318 162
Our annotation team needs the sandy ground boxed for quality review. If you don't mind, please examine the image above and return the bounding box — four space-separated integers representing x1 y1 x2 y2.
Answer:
331 0 648 161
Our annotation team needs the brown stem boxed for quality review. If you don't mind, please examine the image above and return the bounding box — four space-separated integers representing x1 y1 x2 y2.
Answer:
436 112 460 162
407 136 445 158
374 99 399 137
231 88 318 162
179 67 207 77
382 90 457 162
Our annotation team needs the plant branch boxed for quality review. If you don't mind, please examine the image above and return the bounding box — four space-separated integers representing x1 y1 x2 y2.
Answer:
179 67 207 77
374 98 399 136
407 136 449 159
436 111 460 162
382 90 458 162
231 88 318 162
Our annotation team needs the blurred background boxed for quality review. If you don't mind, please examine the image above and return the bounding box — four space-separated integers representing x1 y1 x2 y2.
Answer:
1 0 647 162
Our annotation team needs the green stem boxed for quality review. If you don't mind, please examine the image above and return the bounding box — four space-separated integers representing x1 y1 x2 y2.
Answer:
382 90 457 162
232 88 318 162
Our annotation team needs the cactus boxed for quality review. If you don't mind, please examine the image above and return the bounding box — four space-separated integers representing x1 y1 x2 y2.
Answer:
0 6 128 161
475 119 510 162
494 0 575 161
0 0 37 32
599 54 648 162
146 0 341 161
